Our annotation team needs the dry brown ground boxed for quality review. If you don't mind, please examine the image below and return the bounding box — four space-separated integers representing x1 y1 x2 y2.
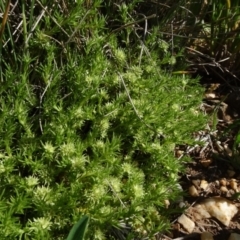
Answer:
161 83 240 240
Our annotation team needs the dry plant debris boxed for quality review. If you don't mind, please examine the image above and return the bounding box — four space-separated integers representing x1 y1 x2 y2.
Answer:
160 83 240 240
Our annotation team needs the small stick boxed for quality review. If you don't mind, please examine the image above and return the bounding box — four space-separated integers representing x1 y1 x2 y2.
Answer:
0 0 11 41
117 72 141 121
108 14 156 37
26 7 47 45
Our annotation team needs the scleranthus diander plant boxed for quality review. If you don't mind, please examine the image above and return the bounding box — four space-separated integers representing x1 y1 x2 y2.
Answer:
0 0 206 239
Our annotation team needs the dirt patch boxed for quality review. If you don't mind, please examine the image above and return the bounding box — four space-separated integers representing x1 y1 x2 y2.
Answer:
161 83 240 240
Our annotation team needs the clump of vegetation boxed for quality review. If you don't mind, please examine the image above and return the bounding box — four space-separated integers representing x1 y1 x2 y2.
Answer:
165 0 240 80
0 0 206 239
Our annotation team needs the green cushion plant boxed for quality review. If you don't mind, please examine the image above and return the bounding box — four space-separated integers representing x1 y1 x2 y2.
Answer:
0 0 206 239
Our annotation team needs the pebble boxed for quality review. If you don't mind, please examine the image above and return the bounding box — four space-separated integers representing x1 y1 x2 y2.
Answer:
220 178 227 186
224 144 232 156
192 204 211 221
164 199 170 208
176 150 184 158
177 214 195 233
227 189 235 198
215 180 220 187
200 180 209 190
230 179 238 191
200 159 212 167
189 185 199 197
179 201 186 208
194 197 238 226
220 186 229 193
192 179 200 188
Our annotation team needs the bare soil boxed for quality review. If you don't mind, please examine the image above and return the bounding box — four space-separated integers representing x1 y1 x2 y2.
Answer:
162 83 240 240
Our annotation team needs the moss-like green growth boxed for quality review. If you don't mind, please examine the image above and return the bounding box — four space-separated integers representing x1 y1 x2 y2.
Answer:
0 1 206 239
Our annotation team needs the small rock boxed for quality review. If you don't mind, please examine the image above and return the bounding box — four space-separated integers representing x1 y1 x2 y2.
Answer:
192 204 211 220
216 141 224 152
179 201 186 208
177 214 195 233
230 179 238 191
220 186 229 193
201 231 214 240
189 185 199 197
164 199 170 208
192 179 200 188
200 180 209 191
228 233 240 240
215 180 220 187
176 150 184 158
220 178 227 186
200 159 212 167
224 144 232 156
198 197 238 226
227 189 235 198
205 93 216 99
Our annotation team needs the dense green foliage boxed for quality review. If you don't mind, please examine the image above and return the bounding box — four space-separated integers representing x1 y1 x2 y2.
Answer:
0 0 206 239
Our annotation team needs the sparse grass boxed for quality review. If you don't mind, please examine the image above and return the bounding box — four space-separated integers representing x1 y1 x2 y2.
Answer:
132 1 240 81
0 1 208 239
